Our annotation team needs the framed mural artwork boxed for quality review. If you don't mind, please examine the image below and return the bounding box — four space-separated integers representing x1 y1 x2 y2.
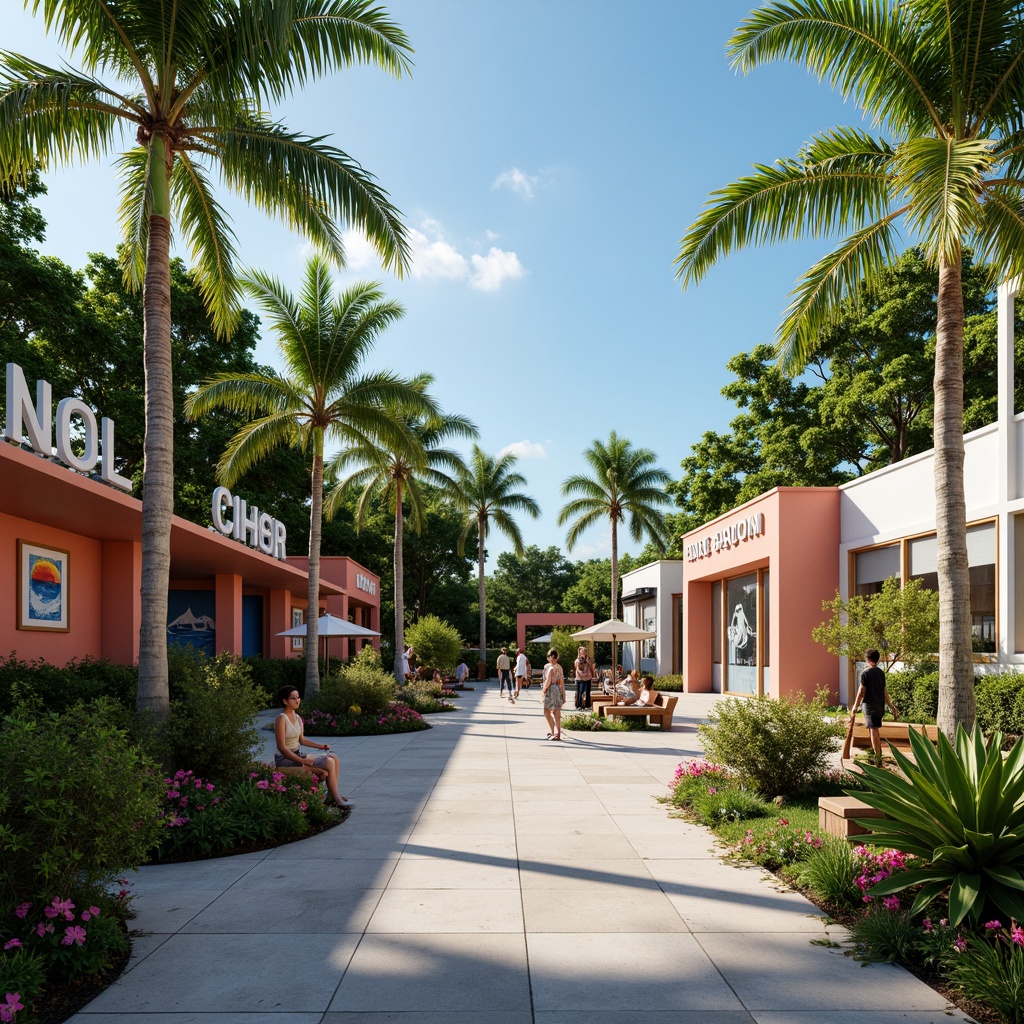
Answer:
17 541 70 632
291 607 304 650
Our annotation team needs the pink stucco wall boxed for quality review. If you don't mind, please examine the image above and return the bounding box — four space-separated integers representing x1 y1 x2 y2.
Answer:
681 488 840 700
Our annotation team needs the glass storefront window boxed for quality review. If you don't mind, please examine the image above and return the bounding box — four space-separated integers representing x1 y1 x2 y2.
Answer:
726 573 758 694
855 544 900 597
763 569 770 669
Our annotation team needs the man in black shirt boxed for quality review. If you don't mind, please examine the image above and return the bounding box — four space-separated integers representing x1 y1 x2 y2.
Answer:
848 648 899 765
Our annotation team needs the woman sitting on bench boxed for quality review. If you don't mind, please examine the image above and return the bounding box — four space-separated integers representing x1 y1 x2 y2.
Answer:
617 673 653 705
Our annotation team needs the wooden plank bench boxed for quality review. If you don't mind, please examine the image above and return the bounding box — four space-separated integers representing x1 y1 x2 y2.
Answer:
599 692 679 731
818 795 884 839
841 721 939 772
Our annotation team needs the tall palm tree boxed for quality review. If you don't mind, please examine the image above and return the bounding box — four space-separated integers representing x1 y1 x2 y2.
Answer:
674 0 1024 736
0 0 412 718
185 256 435 693
455 446 540 663
558 432 672 619
326 384 478 683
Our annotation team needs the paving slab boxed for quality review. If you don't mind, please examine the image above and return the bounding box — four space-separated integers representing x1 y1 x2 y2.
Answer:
72 689 980 1024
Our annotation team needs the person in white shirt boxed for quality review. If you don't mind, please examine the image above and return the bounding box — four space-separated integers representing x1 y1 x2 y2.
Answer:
514 648 529 697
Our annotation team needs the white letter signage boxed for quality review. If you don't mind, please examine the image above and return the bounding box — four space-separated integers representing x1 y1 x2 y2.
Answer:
685 512 765 562
211 485 287 560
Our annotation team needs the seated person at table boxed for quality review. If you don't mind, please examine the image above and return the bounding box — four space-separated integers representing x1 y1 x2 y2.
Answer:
632 676 655 707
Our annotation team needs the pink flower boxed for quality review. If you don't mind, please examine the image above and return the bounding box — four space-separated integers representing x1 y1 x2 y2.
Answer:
984 920 1002 931
883 896 901 911
206 783 215 792
256 780 269 790
953 935 967 952
1011 924 1024 947
13 904 30 920
35 922 53 937
61 925 87 946
922 918 933 932
3 939 21 951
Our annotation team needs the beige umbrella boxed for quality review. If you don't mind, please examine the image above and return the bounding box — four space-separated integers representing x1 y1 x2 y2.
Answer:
277 613 380 664
572 618 657 692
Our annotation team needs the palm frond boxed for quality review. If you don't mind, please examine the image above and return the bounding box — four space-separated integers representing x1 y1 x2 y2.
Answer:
115 146 150 291
217 413 302 486
185 371 299 419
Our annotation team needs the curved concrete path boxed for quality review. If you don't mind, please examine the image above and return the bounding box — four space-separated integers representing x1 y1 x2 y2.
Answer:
73 687 974 1024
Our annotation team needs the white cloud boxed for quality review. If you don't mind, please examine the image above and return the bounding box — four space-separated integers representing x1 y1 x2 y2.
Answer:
340 229 379 271
493 167 540 199
404 220 525 292
470 247 525 291
498 440 548 460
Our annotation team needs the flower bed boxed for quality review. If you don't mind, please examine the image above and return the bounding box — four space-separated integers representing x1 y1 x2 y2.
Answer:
302 701 430 736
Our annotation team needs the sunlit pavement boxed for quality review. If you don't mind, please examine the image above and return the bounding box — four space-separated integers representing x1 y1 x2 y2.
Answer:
72 687 973 1024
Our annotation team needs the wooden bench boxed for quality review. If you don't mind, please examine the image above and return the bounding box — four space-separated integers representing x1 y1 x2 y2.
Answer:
840 721 939 772
600 692 679 731
818 795 884 839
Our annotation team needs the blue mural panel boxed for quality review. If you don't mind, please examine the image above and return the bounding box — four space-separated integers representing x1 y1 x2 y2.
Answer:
166 590 216 656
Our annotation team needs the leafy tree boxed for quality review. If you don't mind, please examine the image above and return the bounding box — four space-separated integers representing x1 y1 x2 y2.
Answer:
676 0 1024 735
561 554 639 621
455 446 541 654
812 576 940 675
327 389 477 682
558 432 672 618
0 0 412 718
186 258 435 694
402 614 463 674
486 546 580 641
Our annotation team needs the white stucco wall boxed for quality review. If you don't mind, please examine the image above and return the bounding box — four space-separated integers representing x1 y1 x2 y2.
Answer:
620 560 683 676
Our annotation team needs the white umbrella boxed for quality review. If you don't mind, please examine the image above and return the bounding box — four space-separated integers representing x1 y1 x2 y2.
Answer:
277 613 380 663
572 618 657 689
528 632 553 645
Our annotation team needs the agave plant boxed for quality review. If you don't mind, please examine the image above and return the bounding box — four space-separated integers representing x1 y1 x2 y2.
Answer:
853 725 1024 927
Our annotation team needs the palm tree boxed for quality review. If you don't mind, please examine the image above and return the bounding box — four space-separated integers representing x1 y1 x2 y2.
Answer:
455 446 540 664
185 256 435 694
326 384 478 683
674 0 1024 736
0 1 412 718
558 432 672 619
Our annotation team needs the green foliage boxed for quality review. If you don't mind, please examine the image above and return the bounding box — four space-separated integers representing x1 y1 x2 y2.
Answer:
151 651 266 786
561 711 646 732
691 785 772 827
548 629 581 677
883 669 939 723
975 672 1024 736
301 704 429 736
796 836 862 908
308 647 398 717
945 930 1024 1024
0 946 46 1007
0 655 136 716
242 656 308 700
0 699 164 908
485 546 581 640
728 815 824 871
698 691 844 796
399 680 456 715
654 674 685 691
847 905 920 964
812 577 940 675
854 725 1024 926
403 615 463 673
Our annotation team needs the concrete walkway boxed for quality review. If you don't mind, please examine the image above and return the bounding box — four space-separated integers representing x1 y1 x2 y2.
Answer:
73 687 974 1024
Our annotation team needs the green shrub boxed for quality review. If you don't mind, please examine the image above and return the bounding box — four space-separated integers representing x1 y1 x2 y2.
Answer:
309 647 397 717
945 928 1024 1024
242 655 307 699
698 691 844 797
0 947 46 1009
975 672 1024 735
0 699 164 909
655 674 685 691
884 669 939 723
149 651 266 785
848 904 919 964
855 725 1024 926
399 680 455 714
729 815 824 870
691 784 771 827
0 654 136 715
403 615 463 673
797 836 862 907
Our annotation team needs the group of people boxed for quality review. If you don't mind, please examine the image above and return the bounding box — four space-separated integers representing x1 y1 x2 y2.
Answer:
495 646 533 703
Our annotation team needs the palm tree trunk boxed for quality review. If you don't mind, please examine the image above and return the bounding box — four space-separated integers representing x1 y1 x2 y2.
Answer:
934 255 975 738
306 433 324 694
137 134 174 721
393 479 405 684
610 516 619 621
478 519 487 672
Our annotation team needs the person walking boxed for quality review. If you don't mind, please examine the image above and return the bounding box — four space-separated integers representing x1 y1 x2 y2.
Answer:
542 648 566 740
848 648 899 766
514 647 529 698
496 646 515 702
573 645 595 709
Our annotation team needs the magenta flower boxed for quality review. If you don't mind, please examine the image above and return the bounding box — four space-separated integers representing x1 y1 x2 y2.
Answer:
61 925 87 946
984 920 1002 931
3 939 22 951
256 780 269 790
883 896 901 911
35 922 53 937
953 935 967 952
1011 924 1024 947
922 918 933 932
13 904 30 920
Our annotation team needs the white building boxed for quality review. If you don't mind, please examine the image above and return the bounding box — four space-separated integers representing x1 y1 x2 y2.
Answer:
619 559 684 676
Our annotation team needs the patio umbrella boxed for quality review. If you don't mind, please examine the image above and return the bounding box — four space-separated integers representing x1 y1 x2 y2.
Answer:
277 613 380 664
572 618 657 692
528 632 553 645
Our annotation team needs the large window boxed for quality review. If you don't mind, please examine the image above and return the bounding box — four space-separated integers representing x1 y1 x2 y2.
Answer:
726 573 758 694
909 522 996 653
854 544 900 597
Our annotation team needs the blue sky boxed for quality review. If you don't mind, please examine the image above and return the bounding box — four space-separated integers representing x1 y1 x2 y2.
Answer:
6 1 866 566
